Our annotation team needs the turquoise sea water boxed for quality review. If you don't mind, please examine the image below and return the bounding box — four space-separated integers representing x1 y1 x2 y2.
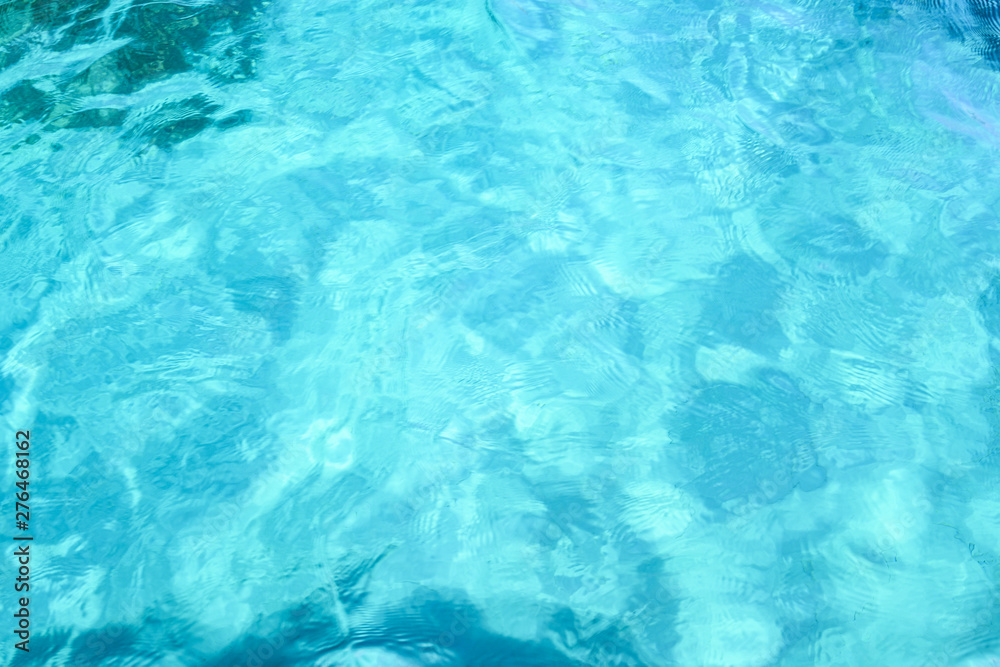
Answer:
3 0 1000 664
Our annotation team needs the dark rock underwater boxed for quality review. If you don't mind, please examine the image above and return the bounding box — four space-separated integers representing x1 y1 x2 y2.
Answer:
0 0 263 152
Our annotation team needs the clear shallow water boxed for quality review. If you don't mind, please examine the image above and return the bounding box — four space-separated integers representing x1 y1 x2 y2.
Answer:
3 0 1000 665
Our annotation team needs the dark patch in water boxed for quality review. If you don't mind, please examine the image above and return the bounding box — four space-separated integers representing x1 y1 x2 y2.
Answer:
913 0 1000 68
216 108 254 130
698 254 790 356
670 369 825 513
227 275 300 343
35 589 653 665
0 0 266 149
134 94 223 150
854 0 896 24
70 625 141 663
0 81 52 124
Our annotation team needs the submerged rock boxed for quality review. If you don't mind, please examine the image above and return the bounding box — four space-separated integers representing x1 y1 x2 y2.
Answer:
0 0 265 147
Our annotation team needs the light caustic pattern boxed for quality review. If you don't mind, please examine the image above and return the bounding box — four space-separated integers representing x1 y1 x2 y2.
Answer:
2 0 1000 665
